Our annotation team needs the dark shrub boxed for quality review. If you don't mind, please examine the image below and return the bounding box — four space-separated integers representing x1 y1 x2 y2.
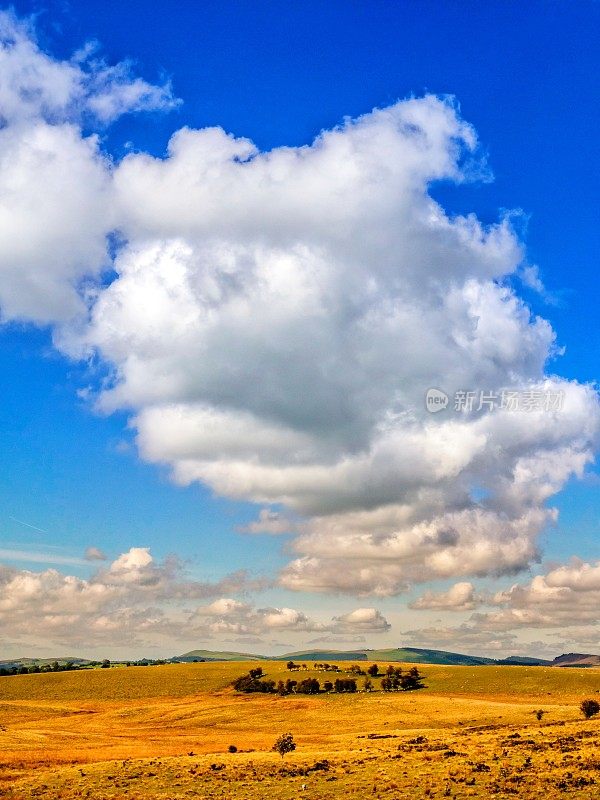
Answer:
580 699 600 719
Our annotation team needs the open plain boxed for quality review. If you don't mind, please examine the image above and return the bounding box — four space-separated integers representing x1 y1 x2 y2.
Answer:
1 661 600 798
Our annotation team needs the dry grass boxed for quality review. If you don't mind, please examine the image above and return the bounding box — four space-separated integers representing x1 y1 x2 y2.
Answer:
1 661 599 798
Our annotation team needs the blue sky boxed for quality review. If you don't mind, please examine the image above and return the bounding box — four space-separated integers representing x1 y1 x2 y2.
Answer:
0 1 599 659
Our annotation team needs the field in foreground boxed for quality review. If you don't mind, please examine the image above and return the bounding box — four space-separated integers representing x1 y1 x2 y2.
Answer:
1 661 600 799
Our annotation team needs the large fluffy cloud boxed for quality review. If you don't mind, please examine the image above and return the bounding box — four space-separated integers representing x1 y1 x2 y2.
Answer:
1 13 598 603
73 101 595 595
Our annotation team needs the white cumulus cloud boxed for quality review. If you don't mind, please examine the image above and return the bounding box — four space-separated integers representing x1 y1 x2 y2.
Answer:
68 97 595 595
409 582 479 611
190 599 390 638
0 12 597 605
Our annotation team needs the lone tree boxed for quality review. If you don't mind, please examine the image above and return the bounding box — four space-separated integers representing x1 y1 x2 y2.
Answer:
273 732 296 758
580 699 600 720
367 664 379 677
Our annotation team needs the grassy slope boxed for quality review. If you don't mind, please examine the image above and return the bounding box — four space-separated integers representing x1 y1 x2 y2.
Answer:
177 646 498 665
276 649 368 661
2 661 600 799
364 647 496 665
2 660 600 702
176 649 269 662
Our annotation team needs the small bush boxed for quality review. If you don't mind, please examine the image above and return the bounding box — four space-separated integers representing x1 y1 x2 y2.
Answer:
580 699 600 719
228 744 237 753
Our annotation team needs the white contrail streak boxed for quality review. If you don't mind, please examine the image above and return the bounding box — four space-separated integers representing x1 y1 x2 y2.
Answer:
9 516 47 534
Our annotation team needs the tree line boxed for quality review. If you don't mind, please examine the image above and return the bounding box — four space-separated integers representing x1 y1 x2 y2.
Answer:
0 657 173 676
233 664 425 694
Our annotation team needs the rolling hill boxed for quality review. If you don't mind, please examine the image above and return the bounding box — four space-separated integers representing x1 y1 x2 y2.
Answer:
175 646 497 666
274 647 496 665
552 652 600 667
495 655 553 666
175 649 270 662
0 656 92 669
173 647 600 667
6 648 598 670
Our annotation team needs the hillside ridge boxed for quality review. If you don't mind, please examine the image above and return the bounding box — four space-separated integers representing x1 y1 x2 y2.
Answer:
173 646 598 667
4 648 598 669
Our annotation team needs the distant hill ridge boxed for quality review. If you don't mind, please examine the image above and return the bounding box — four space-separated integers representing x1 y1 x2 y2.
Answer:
174 647 598 667
174 646 496 665
4 649 598 669
552 653 600 667
0 657 92 668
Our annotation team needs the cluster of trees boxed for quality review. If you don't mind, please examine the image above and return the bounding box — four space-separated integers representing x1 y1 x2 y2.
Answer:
0 660 85 676
278 678 321 695
232 673 276 693
347 664 367 675
290 677 359 693
0 657 181 677
381 666 424 691
233 664 425 695
332 678 358 693
312 663 341 672
286 661 308 671
233 670 360 695
233 673 324 695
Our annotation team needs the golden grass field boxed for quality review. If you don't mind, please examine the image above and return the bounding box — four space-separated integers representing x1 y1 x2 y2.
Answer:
1 660 600 798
